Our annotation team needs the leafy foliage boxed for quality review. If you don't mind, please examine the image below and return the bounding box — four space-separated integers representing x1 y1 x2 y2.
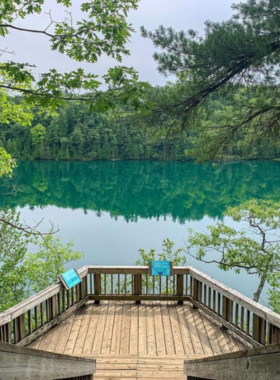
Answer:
0 208 84 311
0 209 31 310
3 89 280 161
136 239 186 294
185 199 280 307
136 239 186 266
0 0 150 111
141 0 280 158
24 235 84 294
0 147 15 177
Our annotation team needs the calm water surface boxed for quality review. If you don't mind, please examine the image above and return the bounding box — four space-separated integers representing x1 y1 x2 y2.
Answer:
2 160 280 304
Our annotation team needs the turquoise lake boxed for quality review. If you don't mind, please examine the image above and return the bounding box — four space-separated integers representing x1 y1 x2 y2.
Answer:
1 160 280 305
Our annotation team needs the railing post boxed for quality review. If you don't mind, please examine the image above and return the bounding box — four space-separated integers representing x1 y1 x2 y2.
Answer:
134 274 142 304
253 314 262 343
268 324 280 344
94 274 101 304
50 295 57 320
192 278 202 309
177 274 184 305
13 314 26 343
19 313 26 341
222 296 233 325
0 323 11 344
83 276 88 298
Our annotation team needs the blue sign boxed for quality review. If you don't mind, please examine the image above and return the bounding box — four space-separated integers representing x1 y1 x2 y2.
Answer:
60 268 81 290
150 261 172 276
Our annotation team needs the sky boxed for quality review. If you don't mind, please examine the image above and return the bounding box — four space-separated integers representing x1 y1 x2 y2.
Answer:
2 0 242 86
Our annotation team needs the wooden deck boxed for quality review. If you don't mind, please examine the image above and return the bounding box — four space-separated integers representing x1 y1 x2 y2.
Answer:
29 301 249 379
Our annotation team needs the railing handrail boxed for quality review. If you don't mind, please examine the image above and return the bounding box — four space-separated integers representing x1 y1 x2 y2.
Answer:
187 266 280 329
0 265 89 325
1 265 280 348
1 265 280 327
85 265 280 328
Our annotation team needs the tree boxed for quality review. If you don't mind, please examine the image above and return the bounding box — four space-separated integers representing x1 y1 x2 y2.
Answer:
0 208 84 312
31 124 47 145
141 0 280 158
24 235 84 294
0 147 15 176
136 239 186 294
0 209 30 310
0 0 152 174
185 199 280 309
0 0 149 111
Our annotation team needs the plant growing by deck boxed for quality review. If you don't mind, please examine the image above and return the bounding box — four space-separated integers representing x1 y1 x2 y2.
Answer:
136 238 186 294
0 209 84 312
185 199 280 311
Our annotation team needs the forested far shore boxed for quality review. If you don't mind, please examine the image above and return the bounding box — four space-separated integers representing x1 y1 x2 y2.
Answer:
2 88 280 162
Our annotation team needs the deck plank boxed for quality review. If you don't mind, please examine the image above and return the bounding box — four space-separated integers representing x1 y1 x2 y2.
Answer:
101 302 116 355
120 302 131 355
176 305 195 356
161 303 175 355
168 305 185 355
130 304 139 355
64 308 84 355
153 304 166 355
83 300 102 354
28 300 251 378
138 304 147 356
73 303 94 355
183 305 204 356
92 302 109 355
145 304 156 356
200 310 223 356
192 307 213 356
110 302 124 355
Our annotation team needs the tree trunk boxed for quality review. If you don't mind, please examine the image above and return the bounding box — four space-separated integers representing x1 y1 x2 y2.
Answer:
253 274 267 302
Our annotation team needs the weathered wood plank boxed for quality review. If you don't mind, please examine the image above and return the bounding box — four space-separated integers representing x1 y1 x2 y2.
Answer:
119 303 131 355
191 299 260 347
92 302 109 355
18 297 88 347
153 304 165 355
184 343 280 380
129 304 139 355
168 305 185 355
145 303 156 356
83 302 102 355
138 303 147 356
0 342 95 380
101 303 116 355
183 305 204 356
161 303 175 355
192 308 213 357
110 302 124 355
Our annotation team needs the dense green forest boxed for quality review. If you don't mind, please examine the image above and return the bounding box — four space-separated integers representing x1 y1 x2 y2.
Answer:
2 161 280 222
2 88 280 162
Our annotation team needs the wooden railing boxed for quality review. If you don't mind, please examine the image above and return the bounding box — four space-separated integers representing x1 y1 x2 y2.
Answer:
0 341 95 380
86 266 189 303
1 265 280 348
184 343 280 380
86 266 280 346
187 267 280 346
0 266 88 346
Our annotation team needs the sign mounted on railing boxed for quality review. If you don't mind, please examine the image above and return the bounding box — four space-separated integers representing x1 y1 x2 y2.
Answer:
59 268 82 290
149 261 173 276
